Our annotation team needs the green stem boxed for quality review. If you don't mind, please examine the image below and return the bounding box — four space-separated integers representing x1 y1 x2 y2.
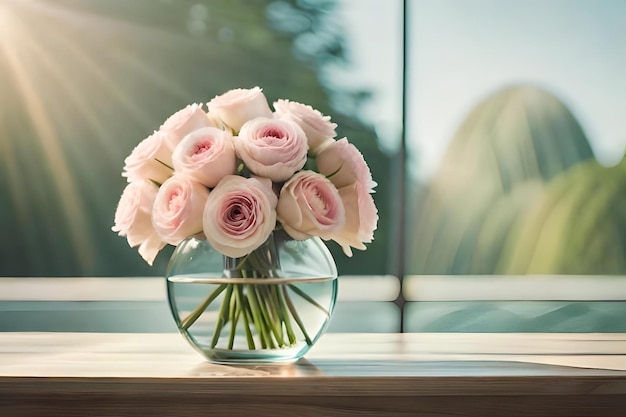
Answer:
283 286 312 345
154 158 174 171
256 286 285 347
275 285 297 345
246 284 270 349
181 284 227 330
288 284 331 318
228 287 240 349
264 285 287 337
211 284 233 348
234 252 253 270
236 285 256 350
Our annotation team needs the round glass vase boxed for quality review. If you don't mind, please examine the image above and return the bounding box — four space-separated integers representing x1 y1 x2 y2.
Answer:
165 230 338 364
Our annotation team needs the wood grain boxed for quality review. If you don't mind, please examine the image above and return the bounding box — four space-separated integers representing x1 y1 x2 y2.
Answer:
1 332 626 416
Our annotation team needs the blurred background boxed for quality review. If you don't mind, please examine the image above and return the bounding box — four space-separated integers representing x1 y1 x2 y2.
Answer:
1 0 625 332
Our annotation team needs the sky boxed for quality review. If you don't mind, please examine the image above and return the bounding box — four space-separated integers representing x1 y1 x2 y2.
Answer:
337 0 626 180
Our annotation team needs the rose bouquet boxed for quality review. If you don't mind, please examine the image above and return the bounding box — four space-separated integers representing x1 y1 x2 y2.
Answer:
113 87 377 355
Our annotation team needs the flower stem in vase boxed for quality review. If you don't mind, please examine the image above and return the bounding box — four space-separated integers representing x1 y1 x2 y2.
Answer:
181 284 227 330
288 284 331 318
227 290 241 349
258 285 294 347
282 285 312 345
236 285 256 350
275 285 297 345
245 283 274 348
256 285 286 346
211 284 234 348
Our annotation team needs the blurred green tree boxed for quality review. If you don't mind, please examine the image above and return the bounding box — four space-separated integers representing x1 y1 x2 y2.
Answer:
408 84 626 275
498 157 626 274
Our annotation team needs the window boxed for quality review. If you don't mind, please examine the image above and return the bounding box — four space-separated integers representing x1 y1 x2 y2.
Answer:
1 0 624 334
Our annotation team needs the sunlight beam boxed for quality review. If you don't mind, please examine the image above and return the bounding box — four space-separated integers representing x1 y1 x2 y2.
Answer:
0 23 95 271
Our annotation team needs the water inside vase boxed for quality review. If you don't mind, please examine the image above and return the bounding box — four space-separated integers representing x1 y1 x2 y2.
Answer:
167 274 337 363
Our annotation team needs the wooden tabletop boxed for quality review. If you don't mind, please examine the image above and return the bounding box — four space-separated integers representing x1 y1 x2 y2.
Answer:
1 332 626 416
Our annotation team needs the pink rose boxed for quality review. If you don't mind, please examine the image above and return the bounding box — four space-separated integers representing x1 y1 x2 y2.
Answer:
202 175 277 258
160 103 214 149
277 171 345 240
314 138 378 256
207 87 273 132
273 99 337 155
172 127 237 188
122 130 174 184
234 117 308 182
316 138 377 192
332 182 378 256
112 180 166 265
152 176 210 245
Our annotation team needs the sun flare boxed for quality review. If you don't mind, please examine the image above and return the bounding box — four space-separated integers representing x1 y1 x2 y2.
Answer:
0 0 192 273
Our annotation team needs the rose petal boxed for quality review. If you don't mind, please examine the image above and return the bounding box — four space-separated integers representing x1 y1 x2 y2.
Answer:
316 138 377 192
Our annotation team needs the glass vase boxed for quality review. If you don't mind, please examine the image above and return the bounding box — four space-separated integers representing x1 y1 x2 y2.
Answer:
165 230 338 364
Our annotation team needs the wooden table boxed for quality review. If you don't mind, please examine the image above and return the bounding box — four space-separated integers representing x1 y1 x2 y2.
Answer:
1 332 625 416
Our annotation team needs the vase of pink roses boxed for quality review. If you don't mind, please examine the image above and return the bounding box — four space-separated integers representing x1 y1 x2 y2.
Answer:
112 87 377 363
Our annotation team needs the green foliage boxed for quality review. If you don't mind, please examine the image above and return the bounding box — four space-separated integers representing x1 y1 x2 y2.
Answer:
499 158 626 274
410 84 603 275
